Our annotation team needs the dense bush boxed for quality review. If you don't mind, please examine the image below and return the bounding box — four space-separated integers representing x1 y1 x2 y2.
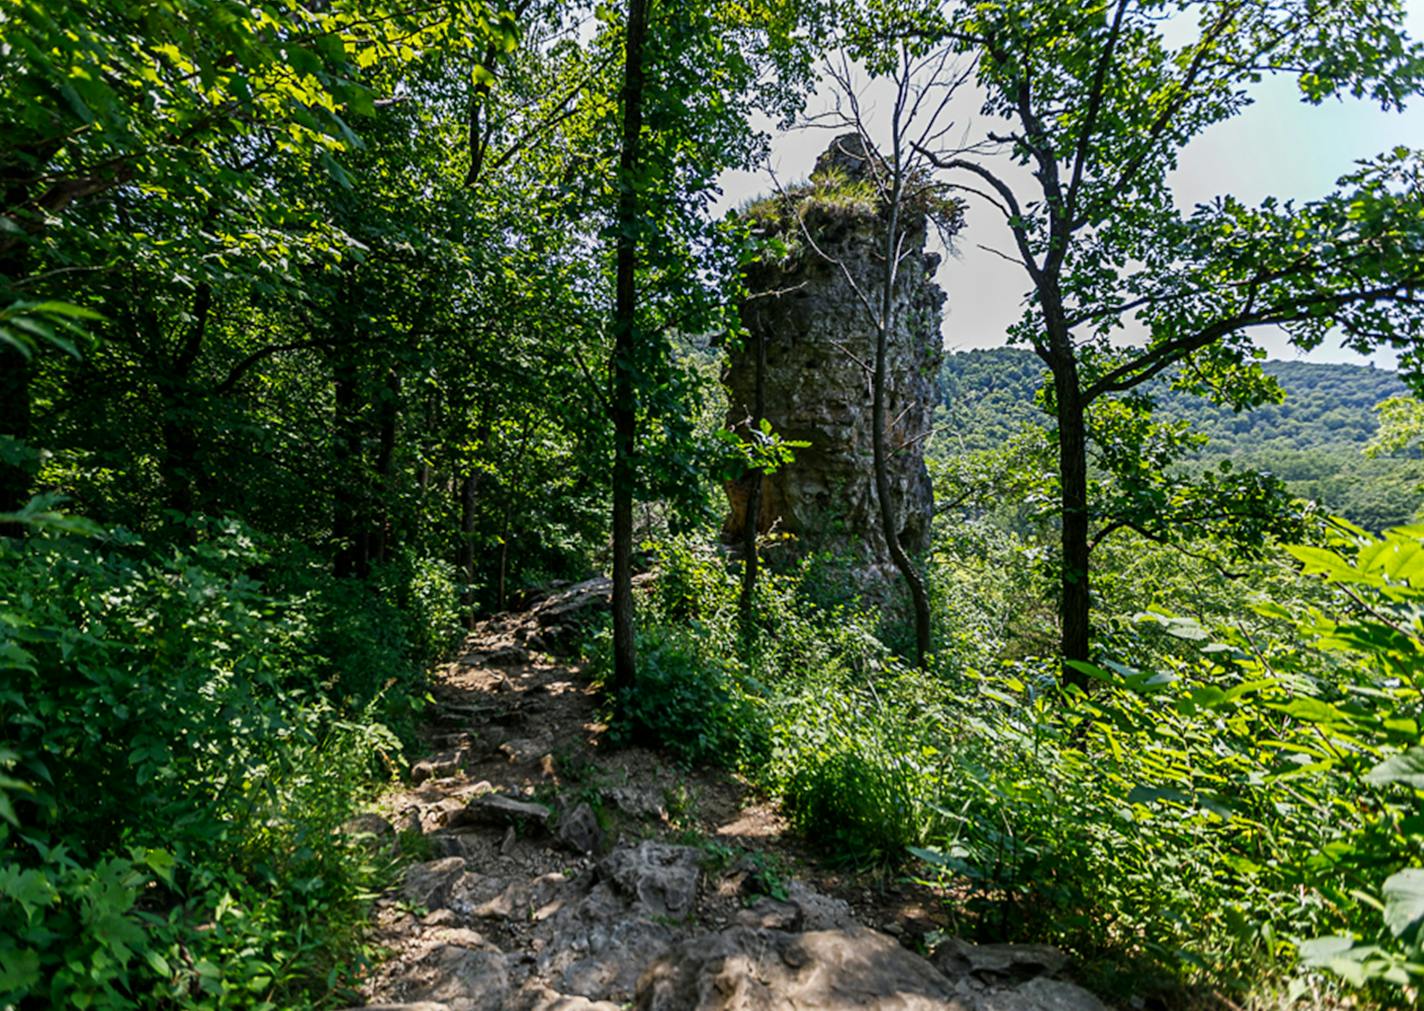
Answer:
599 535 951 861
0 512 453 1008
594 538 769 767
612 522 1424 1005
907 526 1424 1004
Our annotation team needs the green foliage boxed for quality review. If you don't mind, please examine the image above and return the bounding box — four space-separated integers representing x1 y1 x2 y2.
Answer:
611 536 954 864
0 517 430 1008
778 686 941 866
604 620 769 767
942 349 1411 458
898 523 1424 1002
740 163 963 266
1367 395 1424 458
938 348 1424 530
597 538 769 768
613 511 1424 1003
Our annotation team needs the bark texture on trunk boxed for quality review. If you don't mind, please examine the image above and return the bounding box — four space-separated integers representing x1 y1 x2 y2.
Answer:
1053 354 1092 678
0 349 31 528
609 0 650 696
158 283 213 522
738 326 766 631
332 353 369 580
371 368 400 567
0 244 32 531
872 165 932 668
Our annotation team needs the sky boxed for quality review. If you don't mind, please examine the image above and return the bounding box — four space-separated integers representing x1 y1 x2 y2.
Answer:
715 4 1424 367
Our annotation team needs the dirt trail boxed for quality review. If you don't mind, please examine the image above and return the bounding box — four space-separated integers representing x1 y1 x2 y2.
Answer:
343 580 1114 1011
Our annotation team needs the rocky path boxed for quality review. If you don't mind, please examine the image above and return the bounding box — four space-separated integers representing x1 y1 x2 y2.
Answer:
343 579 1113 1011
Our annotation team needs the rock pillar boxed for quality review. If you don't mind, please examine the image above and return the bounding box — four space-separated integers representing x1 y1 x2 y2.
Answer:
724 135 951 573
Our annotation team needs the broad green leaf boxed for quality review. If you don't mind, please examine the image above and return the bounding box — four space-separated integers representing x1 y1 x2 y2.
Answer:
1383 868 1424 938
1366 748 1424 789
27 301 105 321
1297 934 1357 965
1281 697 1348 724
141 848 177 885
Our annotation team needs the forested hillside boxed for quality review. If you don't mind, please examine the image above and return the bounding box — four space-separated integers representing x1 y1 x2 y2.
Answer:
939 347 1424 529
4 2 1424 1010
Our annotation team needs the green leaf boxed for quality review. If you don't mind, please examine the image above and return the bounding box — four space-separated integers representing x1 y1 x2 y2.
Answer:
1383 867 1424 938
145 950 172 977
1189 686 1228 709
0 945 41 991
1287 545 1379 585
1297 934 1359 965
1127 784 1192 807
1281 697 1348 724
28 301 105 321
141 848 177 885
0 867 58 910
1365 747 1424 789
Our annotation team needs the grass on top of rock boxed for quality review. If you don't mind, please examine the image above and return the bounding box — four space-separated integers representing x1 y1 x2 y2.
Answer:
738 165 965 265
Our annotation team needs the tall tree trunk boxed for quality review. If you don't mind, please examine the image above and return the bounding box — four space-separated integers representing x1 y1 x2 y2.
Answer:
1051 352 1091 679
609 0 650 697
159 416 200 518
0 244 32 533
458 470 481 627
873 163 931 668
0 349 31 531
158 283 213 523
738 325 766 632
371 368 400 566
457 412 491 628
332 352 368 579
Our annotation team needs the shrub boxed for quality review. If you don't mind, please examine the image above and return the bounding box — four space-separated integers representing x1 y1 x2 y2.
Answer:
0 516 416 1008
610 621 769 768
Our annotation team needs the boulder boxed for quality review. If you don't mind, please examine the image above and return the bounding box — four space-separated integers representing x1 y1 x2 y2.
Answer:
933 939 1068 982
724 133 950 578
461 644 529 667
341 813 396 852
734 896 802 931
529 577 613 629
525 574 653 641
413 749 470 784
403 942 510 1011
601 842 702 920
603 785 668 821
968 978 1111 1011
451 871 572 922
533 879 685 1002
556 802 606 855
447 793 552 831
396 806 424 836
635 924 971 1010
784 880 855 930
403 857 469 909
517 985 622 1011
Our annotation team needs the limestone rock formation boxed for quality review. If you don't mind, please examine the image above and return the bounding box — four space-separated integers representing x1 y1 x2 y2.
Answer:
724 134 953 573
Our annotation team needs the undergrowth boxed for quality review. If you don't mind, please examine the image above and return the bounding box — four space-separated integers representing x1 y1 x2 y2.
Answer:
0 512 460 1008
598 529 1424 1008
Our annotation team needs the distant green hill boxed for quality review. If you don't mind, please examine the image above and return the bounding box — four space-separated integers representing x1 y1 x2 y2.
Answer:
936 347 1424 530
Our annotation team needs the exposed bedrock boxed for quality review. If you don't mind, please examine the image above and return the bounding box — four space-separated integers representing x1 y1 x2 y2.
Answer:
723 134 948 574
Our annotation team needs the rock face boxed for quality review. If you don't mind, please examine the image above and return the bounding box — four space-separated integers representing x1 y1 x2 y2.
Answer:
724 134 951 573
634 925 1111 1011
636 925 968 1011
